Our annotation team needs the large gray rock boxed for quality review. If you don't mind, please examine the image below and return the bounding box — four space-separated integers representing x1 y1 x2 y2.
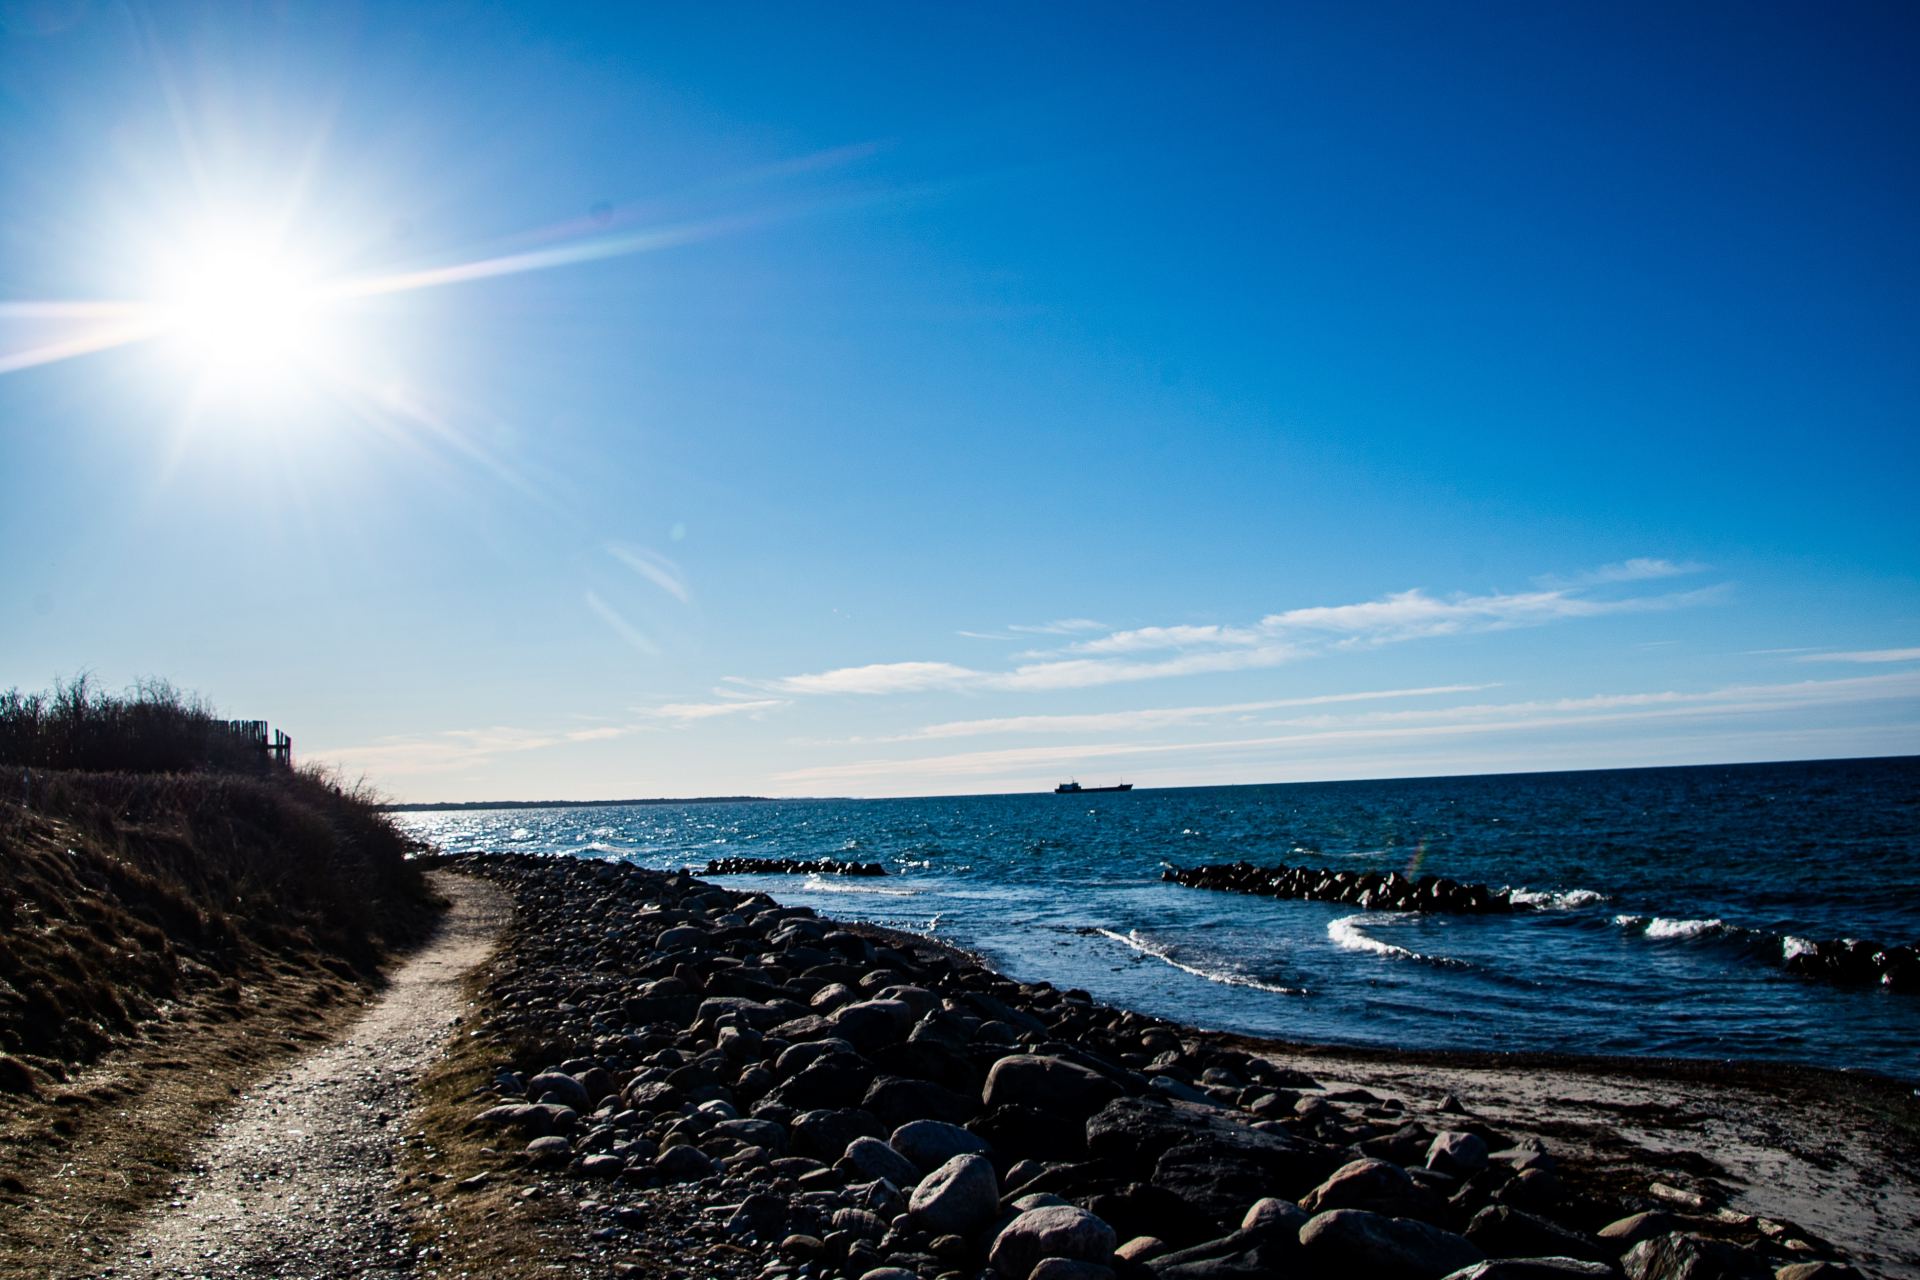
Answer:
713 1117 789 1154
1299 1208 1485 1280
789 1108 887 1161
1242 1198 1309 1232
1427 1131 1491 1178
830 998 916 1050
1030 1261 1116 1280
1441 1262 1617 1280
989 1205 1119 1278
654 1143 715 1180
1598 1212 1686 1248
984 1055 1124 1116
1154 1224 1303 1279
908 1153 1000 1237
1623 1234 1772 1280
842 1135 922 1187
891 1119 991 1173
1301 1158 1425 1215
1465 1205 1608 1263
525 1071 591 1111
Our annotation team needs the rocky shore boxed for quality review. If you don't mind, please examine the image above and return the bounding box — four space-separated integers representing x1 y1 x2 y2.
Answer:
421 852 1874 1280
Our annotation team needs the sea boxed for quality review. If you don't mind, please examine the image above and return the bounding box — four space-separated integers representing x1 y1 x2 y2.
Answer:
394 756 1920 1083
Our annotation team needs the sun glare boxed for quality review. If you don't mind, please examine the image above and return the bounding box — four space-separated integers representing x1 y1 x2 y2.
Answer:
149 234 334 395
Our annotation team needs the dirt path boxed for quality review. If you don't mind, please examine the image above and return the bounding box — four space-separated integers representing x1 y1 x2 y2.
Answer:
95 871 509 1280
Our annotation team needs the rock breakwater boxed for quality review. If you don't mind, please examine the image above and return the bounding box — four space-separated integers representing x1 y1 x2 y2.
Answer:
704 857 889 877
1166 862 1515 915
423 851 1851 1280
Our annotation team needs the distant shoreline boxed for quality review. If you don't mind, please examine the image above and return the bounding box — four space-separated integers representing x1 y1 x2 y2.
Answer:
381 796 782 812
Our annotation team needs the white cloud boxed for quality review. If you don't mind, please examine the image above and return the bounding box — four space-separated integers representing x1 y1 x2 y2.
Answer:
1794 647 1920 664
643 698 788 721
881 683 1495 741
771 670 1920 791
314 722 635 779
761 660 982 696
1538 557 1708 587
1259 584 1721 644
1067 623 1264 655
742 561 1727 698
1007 618 1108 635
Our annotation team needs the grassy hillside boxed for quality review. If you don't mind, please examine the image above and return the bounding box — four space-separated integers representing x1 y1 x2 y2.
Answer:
0 679 436 1089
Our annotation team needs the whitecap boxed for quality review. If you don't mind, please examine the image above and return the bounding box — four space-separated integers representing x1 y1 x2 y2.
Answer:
1508 886 1609 910
1326 914 1469 968
1614 913 1733 940
1093 928 1304 995
798 874 917 897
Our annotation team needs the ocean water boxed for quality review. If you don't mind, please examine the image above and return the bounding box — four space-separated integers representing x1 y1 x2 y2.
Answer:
396 757 1920 1082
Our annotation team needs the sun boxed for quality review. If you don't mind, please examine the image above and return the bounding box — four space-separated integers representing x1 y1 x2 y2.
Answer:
148 232 335 395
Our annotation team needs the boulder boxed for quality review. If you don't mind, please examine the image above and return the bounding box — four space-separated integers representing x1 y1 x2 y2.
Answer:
989 1205 1119 1278
1598 1212 1686 1248
891 1119 992 1173
655 1143 715 1180
831 998 916 1051
1299 1208 1485 1280
1440 1259 1617 1280
525 1071 591 1112
725 1191 789 1239
1622 1234 1772 1280
984 1055 1124 1116
1153 1223 1303 1279
863 1074 975 1128
1241 1198 1308 1232
1465 1206 1609 1263
789 1108 887 1161
1031 1261 1117 1280
842 1135 922 1188
1428 1131 1492 1178
908 1153 1000 1237
1300 1158 1431 1217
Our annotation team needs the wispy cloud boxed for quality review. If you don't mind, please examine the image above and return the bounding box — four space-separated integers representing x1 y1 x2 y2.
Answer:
1794 647 1920 664
316 722 634 778
1537 557 1708 588
1007 618 1109 635
875 683 1495 741
770 670 1919 790
1258 583 1722 645
642 698 789 721
743 561 1727 698
608 543 691 603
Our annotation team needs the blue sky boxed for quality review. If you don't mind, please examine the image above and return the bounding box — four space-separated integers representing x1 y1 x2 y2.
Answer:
2 2 1916 799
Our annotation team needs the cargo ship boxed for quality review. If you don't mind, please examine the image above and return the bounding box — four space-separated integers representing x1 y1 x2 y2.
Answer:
1054 780 1133 794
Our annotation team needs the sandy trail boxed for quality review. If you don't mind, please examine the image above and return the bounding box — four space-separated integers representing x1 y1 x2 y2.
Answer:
97 871 509 1280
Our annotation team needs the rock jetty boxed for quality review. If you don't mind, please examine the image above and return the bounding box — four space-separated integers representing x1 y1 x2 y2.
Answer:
424 851 1846 1280
1166 862 1514 915
1781 935 1917 992
703 857 889 877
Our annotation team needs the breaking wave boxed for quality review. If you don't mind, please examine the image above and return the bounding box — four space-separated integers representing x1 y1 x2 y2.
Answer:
1327 914 1469 967
1508 886 1608 909
1092 928 1305 996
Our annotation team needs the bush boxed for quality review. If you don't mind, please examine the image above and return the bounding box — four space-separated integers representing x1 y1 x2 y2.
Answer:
0 675 277 775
